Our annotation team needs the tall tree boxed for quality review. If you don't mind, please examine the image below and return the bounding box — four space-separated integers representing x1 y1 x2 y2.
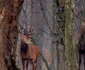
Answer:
0 0 23 70
64 0 78 70
50 0 57 70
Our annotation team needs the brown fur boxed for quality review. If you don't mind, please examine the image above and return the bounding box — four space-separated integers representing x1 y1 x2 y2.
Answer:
20 44 40 60
20 35 40 70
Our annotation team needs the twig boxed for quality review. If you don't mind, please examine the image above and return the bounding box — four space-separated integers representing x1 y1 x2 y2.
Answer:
39 0 53 34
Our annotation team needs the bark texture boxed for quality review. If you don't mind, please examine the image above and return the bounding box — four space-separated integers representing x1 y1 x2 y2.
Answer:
64 0 78 70
0 0 23 70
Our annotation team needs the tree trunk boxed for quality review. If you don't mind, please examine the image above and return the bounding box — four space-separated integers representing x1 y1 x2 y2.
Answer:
51 0 58 70
64 0 78 70
0 0 23 70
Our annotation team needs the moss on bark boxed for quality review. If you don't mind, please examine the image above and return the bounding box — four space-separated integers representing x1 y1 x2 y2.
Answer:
64 0 78 70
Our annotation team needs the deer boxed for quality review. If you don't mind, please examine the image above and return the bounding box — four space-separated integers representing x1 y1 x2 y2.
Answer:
72 9 85 70
20 26 40 70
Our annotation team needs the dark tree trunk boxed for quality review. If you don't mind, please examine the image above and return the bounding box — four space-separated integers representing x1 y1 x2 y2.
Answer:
0 0 23 70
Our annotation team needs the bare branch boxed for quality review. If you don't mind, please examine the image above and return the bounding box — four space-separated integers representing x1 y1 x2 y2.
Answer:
39 0 53 34
72 9 85 22
18 23 52 36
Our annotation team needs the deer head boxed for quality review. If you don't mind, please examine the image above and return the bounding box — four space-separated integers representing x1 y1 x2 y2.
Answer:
19 24 35 39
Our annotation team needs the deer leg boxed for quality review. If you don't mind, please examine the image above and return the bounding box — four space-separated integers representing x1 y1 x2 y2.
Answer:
78 53 81 70
22 59 25 70
26 59 29 70
34 62 37 70
32 60 37 70
34 60 37 70
31 60 34 70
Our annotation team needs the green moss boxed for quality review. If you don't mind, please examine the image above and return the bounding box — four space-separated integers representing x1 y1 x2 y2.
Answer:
64 0 78 70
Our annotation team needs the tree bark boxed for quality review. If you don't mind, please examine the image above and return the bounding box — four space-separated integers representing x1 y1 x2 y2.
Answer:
0 0 23 70
51 0 58 70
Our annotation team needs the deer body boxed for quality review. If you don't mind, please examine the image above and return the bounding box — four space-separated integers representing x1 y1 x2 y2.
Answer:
20 43 40 60
72 9 85 70
20 35 40 70
77 22 85 70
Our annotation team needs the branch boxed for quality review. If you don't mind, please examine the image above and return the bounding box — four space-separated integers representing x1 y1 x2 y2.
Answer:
72 9 85 22
18 23 52 37
39 0 53 34
40 52 50 70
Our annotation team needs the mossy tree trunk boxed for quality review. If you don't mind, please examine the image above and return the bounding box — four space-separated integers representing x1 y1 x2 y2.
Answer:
64 0 78 70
